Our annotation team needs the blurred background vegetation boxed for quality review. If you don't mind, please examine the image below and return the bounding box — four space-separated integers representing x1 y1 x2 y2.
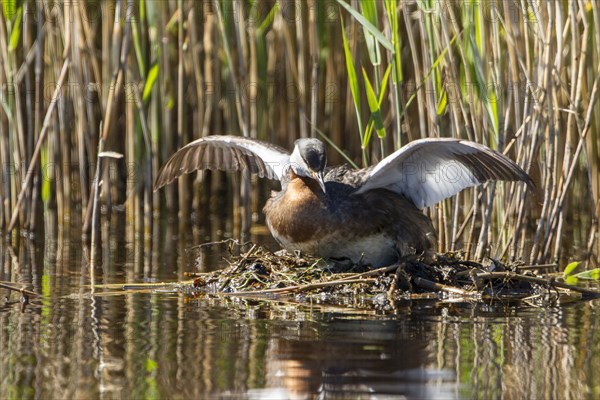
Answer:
0 0 599 266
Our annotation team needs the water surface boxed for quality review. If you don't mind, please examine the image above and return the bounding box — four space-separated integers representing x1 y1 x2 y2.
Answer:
1 212 599 399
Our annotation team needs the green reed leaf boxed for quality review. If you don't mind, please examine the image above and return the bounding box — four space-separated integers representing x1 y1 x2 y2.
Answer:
337 0 394 53
360 0 381 66
363 68 386 139
143 62 160 102
8 7 22 52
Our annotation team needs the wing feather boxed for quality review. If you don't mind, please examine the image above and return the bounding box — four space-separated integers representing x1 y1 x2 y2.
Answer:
154 135 291 190
356 138 532 209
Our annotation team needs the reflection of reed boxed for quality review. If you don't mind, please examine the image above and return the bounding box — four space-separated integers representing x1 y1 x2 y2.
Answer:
429 304 600 399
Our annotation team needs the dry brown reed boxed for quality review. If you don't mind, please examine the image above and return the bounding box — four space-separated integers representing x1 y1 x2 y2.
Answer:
0 1 598 267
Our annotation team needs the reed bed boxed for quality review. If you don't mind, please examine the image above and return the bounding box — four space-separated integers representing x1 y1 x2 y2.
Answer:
0 1 598 267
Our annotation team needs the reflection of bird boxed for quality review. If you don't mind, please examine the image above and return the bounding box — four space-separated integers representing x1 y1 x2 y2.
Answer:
154 136 532 267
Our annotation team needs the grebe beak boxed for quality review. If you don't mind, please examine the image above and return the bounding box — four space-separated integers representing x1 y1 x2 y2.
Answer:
313 170 326 193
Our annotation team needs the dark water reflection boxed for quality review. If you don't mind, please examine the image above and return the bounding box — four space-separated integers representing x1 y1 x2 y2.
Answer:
1 212 599 399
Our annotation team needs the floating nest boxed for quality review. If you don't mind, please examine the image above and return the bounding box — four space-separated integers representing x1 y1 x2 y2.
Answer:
177 241 600 308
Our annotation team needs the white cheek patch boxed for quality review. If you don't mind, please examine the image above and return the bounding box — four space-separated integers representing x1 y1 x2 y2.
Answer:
289 146 312 178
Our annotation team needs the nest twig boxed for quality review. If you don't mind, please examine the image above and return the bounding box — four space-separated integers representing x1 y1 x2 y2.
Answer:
183 243 600 305
102 242 600 308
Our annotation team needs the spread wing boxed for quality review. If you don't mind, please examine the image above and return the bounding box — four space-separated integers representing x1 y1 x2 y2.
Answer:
355 138 532 209
154 135 291 190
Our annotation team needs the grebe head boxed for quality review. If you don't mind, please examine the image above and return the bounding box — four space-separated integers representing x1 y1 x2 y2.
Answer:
289 138 327 193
